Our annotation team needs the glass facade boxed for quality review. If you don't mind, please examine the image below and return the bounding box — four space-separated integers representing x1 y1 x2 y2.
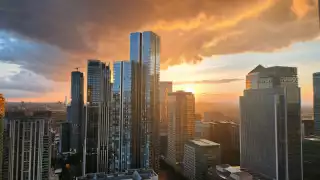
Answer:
240 65 302 180
110 61 132 172
313 72 320 136
129 31 160 171
70 71 84 153
0 94 4 179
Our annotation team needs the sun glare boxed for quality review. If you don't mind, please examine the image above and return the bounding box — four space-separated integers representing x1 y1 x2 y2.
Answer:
184 87 195 94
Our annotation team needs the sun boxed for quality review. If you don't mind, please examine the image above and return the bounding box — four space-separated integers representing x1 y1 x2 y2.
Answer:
184 86 195 94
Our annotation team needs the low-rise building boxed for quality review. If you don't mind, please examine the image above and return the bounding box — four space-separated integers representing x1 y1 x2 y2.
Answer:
76 169 158 180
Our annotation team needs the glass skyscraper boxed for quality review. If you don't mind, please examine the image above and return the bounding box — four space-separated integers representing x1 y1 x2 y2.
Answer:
313 72 320 136
130 31 160 171
109 61 132 172
0 94 4 179
70 71 84 153
85 60 111 174
240 65 303 180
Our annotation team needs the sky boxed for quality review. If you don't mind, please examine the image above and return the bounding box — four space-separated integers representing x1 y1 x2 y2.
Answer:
0 0 319 105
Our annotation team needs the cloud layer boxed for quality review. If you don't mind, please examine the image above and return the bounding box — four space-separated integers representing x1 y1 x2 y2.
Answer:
0 0 319 82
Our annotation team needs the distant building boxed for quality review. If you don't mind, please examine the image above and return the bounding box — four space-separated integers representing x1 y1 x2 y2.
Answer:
70 70 84 153
6 110 51 180
167 91 195 166
76 169 158 180
203 111 226 122
194 121 214 140
0 94 4 179
302 120 314 137
240 65 302 180
159 81 173 157
183 139 220 180
303 137 320 180
313 72 320 136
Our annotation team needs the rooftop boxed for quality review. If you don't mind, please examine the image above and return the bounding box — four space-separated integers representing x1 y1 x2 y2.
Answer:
190 139 220 147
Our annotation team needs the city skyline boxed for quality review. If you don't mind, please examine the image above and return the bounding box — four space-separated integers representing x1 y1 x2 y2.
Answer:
0 0 320 105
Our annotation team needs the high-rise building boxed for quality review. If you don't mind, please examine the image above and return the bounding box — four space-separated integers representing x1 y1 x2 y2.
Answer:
240 65 303 180
109 61 132 172
167 91 195 166
313 72 320 136
0 94 4 179
70 70 84 153
6 110 51 180
130 31 160 171
77 169 158 180
60 122 71 153
183 139 220 180
159 82 172 157
85 60 111 174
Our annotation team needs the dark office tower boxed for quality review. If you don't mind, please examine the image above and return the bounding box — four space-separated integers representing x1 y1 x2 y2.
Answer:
6 111 51 180
85 60 111 174
109 61 132 172
0 94 4 179
70 71 84 153
240 65 303 180
130 31 160 171
313 72 320 136
60 122 71 153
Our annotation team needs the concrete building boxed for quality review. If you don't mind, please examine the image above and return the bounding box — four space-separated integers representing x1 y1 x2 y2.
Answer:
6 110 51 180
85 60 112 174
183 139 220 180
76 169 158 180
303 137 320 180
240 65 303 180
130 31 160 171
167 91 195 166
313 72 320 136
109 61 132 172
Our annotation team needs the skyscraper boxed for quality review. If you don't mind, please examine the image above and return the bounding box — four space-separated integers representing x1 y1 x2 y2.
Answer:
167 91 195 166
109 61 132 172
70 70 84 153
240 65 303 180
85 60 111 173
6 110 51 180
159 82 173 157
313 72 320 136
0 94 4 179
130 31 160 171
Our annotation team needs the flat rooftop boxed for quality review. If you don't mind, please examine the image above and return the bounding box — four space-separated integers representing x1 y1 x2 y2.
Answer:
190 139 220 147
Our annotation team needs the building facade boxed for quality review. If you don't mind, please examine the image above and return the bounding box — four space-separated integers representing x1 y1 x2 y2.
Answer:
167 91 195 166
240 65 303 180
130 31 160 171
77 169 158 180
60 122 71 153
109 61 132 172
313 72 320 136
183 139 220 180
6 111 51 180
85 60 112 174
0 94 4 179
70 71 84 153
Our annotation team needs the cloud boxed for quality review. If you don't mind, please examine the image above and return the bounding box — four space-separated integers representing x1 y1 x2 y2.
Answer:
0 69 52 93
0 0 319 81
174 78 242 85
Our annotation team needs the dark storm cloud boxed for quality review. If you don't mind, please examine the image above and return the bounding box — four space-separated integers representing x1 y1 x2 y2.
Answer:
174 78 242 85
0 0 319 81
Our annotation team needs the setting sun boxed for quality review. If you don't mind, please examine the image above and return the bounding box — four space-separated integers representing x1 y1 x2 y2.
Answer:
184 86 195 94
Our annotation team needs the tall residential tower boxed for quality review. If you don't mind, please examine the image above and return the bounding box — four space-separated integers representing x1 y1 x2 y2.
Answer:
130 31 160 171
240 65 303 180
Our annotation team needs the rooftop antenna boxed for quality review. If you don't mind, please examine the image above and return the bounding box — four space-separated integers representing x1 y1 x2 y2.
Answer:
75 67 80 71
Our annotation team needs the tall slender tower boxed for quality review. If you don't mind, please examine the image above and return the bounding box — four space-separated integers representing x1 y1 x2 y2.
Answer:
130 31 160 171
313 72 320 136
70 70 84 153
0 94 4 179
85 60 111 173
167 91 195 166
109 61 132 172
240 65 303 180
